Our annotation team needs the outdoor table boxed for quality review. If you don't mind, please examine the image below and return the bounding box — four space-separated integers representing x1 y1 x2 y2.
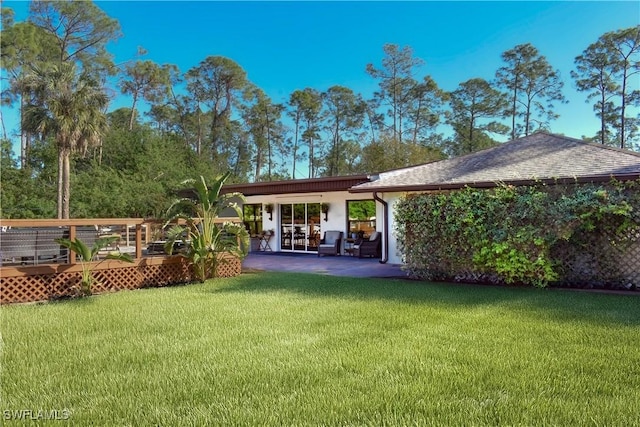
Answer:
344 238 356 256
259 234 272 251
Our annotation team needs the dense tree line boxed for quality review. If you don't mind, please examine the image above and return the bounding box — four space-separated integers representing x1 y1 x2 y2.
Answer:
1 1 638 218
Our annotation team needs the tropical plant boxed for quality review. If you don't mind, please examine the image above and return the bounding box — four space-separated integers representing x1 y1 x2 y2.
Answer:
55 235 134 296
164 172 250 282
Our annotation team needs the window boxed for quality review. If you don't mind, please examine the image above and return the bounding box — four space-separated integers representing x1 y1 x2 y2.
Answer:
347 200 376 238
243 204 263 236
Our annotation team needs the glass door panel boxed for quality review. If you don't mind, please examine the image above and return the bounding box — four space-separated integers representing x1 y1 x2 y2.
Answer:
293 203 306 251
279 202 322 252
307 203 321 252
280 204 293 250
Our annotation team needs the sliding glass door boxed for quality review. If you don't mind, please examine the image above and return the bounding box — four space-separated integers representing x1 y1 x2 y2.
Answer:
280 203 321 252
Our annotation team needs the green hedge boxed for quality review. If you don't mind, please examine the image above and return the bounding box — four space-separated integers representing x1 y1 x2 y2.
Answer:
395 180 640 288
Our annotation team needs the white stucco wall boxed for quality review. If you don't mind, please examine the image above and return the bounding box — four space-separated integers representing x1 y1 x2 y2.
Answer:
244 191 374 253
241 190 407 265
384 192 404 265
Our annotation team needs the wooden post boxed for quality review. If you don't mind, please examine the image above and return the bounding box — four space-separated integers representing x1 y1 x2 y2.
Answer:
69 225 77 264
135 224 142 259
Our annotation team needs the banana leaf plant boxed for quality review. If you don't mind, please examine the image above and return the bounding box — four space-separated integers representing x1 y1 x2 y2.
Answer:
56 235 134 296
164 173 250 282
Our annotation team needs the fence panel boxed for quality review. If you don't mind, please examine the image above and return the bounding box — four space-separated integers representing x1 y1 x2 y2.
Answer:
1 254 241 304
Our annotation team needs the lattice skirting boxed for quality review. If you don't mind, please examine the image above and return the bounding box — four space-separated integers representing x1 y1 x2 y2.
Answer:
1 255 241 304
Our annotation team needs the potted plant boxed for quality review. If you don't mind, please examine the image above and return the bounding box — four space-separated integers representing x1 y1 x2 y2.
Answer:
321 203 330 221
264 203 274 221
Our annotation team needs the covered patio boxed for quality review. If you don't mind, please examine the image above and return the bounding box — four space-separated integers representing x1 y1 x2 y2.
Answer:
242 252 406 278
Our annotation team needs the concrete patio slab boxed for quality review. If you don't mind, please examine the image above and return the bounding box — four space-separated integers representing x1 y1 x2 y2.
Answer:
242 252 407 279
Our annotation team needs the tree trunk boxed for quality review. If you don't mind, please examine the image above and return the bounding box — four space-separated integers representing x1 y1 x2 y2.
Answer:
600 90 606 145
510 75 519 140
57 149 64 219
265 107 273 180
620 72 627 149
254 141 262 182
412 97 423 145
62 150 71 219
129 94 138 131
0 108 6 141
524 100 532 136
20 94 28 168
196 107 202 156
307 119 315 179
468 112 475 153
292 116 299 179
308 135 314 179
398 102 403 143
333 120 340 176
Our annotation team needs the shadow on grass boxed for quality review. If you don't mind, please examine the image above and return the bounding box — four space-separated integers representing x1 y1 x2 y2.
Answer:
211 271 640 326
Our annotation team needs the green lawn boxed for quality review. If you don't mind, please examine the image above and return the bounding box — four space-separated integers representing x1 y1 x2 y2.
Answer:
2 272 639 425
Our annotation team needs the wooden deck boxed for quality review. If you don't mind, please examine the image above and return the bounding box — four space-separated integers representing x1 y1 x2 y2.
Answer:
0 218 242 304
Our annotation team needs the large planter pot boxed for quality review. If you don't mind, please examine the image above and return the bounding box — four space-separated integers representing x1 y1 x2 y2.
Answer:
250 237 261 252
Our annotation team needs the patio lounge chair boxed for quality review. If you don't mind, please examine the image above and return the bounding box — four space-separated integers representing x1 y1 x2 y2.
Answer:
317 231 343 256
353 231 381 258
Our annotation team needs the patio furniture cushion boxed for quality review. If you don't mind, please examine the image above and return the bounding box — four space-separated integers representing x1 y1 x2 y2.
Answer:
318 231 343 256
354 231 381 258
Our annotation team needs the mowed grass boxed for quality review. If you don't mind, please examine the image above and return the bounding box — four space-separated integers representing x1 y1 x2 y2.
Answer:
2 272 639 426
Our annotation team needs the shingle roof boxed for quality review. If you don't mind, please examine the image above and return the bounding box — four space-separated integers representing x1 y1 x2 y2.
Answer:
350 132 640 193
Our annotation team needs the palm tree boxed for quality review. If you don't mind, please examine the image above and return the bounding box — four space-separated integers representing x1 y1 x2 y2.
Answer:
22 62 109 219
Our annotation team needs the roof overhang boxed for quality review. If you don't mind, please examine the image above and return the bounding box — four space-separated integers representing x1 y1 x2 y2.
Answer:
348 173 640 193
222 175 372 196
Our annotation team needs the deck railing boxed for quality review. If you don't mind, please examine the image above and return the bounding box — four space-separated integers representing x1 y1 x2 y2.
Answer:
0 218 242 304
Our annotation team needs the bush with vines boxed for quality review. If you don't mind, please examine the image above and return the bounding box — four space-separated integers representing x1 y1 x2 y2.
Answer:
395 179 640 288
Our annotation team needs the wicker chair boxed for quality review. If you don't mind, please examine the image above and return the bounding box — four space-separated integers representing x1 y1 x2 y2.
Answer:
353 231 382 258
317 231 343 256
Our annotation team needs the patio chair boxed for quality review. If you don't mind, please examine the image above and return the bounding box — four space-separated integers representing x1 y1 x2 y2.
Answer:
353 231 381 258
317 230 343 256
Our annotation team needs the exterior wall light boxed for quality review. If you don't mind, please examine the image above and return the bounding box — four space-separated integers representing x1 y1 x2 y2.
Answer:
321 203 329 221
264 203 274 221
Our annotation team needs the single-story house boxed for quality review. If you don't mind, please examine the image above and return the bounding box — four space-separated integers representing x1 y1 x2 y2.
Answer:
223 132 640 265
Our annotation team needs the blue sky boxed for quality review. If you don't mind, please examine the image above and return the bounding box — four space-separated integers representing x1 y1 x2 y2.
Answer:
3 1 639 149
